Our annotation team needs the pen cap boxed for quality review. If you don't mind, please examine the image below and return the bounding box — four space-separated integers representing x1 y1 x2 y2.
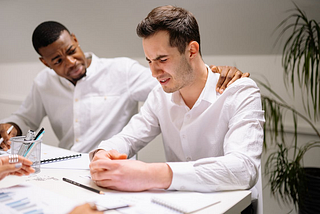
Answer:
25 130 35 141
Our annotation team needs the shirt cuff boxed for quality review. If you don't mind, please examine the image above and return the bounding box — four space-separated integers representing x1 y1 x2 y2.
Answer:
166 161 204 191
0 117 28 136
88 149 100 161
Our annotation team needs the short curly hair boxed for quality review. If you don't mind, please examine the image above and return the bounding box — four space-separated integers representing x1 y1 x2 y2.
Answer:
32 21 70 55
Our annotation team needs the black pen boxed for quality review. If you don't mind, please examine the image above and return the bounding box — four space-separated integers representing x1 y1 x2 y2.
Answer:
62 178 105 195
100 205 130 211
23 128 45 157
34 127 45 140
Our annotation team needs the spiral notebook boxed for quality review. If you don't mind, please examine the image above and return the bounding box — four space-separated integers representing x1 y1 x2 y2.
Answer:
40 144 90 169
41 154 82 164
151 192 220 213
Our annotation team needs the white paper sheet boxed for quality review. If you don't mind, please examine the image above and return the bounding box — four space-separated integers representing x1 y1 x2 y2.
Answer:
0 183 77 214
89 191 220 214
40 144 90 170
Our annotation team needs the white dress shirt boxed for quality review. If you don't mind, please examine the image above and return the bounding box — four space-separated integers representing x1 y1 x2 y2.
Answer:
95 65 265 192
1 53 157 152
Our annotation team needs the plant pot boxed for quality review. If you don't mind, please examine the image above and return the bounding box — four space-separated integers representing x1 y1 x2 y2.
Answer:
299 167 320 214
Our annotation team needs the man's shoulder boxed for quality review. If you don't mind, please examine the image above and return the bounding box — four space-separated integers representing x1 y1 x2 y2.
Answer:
218 78 262 108
32 67 61 87
215 78 261 103
35 67 57 80
226 78 259 91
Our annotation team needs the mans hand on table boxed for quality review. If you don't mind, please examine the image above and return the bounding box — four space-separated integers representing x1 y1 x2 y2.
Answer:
90 150 173 192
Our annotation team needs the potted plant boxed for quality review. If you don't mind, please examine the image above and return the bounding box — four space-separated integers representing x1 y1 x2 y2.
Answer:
258 3 320 213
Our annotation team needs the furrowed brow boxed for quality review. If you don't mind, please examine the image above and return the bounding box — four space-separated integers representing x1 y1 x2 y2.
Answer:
66 45 74 53
51 55 61 62
153 55 168 61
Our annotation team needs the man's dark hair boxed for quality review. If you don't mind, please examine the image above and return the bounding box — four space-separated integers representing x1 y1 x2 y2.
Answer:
32 21 70 55
136 5 201 55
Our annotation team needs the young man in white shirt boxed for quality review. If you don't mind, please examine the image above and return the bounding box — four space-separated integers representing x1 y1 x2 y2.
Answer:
70 5 264 214
0 21 246 153
89 5 264 193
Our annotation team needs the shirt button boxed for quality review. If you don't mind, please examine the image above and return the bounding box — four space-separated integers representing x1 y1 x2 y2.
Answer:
75 98 79 102
104 96 107 100
75 119 78 122
186 157 192 161
76 139 79 142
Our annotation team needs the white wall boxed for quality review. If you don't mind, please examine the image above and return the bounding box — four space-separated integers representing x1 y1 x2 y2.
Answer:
1 0 319 64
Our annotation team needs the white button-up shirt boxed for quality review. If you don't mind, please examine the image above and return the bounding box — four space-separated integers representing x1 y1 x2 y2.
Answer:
2 53 157 152
96 65 264 192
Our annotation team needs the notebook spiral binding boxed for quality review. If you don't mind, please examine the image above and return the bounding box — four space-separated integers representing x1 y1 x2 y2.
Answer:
151 198 185 213
41 154 82 164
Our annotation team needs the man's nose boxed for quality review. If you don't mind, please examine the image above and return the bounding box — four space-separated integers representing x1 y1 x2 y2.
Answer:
150 63 163 78
65 55 76 67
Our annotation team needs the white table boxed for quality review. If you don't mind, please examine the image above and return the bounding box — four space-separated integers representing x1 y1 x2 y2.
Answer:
0 145 251 213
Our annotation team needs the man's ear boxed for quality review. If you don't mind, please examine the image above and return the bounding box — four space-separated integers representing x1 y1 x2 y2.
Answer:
188 41 200 58
39 57 50 68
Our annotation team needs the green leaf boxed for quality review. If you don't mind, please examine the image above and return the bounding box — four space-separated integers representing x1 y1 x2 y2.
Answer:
260 2 320 210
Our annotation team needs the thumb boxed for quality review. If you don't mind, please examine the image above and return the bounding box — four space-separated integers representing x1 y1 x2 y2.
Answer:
109 150 127 160
0 163 22 174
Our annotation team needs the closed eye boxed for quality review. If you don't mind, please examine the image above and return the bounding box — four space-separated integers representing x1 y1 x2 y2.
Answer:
68 47 77 55
54 58 62 65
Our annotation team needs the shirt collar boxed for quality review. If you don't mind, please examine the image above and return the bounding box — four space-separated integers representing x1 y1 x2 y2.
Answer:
201 64 218 104
84 52 96 77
